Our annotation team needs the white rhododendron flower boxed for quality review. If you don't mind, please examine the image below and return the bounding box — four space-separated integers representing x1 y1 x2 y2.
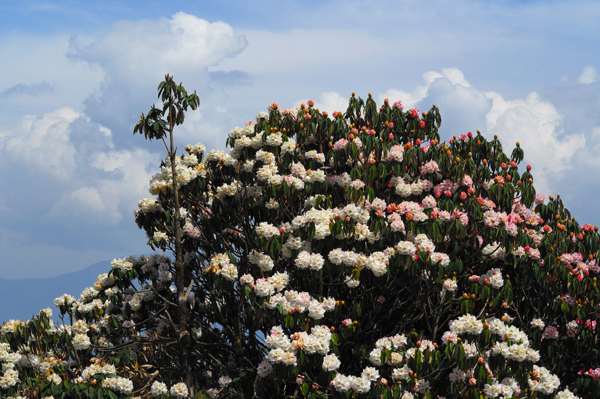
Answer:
170 382 190 398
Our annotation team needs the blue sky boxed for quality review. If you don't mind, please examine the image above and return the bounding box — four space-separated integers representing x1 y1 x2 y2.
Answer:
0 0 599 278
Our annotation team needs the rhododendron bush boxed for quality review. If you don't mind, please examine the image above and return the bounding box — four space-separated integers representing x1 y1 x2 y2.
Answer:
2 77 600 398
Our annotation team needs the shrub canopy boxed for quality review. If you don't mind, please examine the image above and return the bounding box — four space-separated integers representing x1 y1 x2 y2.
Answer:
1 87 600 399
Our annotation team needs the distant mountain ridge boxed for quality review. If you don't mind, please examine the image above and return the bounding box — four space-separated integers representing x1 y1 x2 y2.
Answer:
0 261 108 321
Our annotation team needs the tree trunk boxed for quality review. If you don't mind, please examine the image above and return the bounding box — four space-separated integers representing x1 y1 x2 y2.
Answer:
168 126 194 392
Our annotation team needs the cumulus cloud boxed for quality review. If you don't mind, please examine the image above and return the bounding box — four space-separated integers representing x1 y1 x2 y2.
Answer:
0 106 157 277
310 68 587 194
568 127 600 171
70 12 247 83
315 92 350 115
87 149 157 221
485 92 585 189
49 149 158 224
0 13 251 277
0 105 156 222
292 92 349 115
68 12 247 146
379 69 492 138
577 65 598 84
1 107 81 179
380 69 474 109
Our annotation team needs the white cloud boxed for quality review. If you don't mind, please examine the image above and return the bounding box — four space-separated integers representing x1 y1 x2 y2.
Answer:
67 187 106 213
67 12 248 144
315 92 350 115
309 68 587 194
575 126 600 168
50 148 157 225
0 13 253 277
70 12 246 84
486 92 585 191
577 65 598 84
380 69 473 109
1 107 81 179
89 149 157 221
0 107 118 179
0 106 155 277
292 92 349 115
0 106 156 225
0 34 103 122
0 12 246 225
396 69 586 193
